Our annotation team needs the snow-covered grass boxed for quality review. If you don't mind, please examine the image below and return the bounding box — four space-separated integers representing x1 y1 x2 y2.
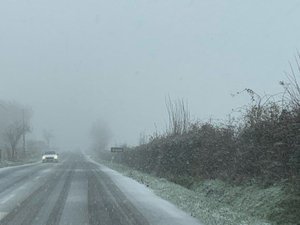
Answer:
94 158 281 225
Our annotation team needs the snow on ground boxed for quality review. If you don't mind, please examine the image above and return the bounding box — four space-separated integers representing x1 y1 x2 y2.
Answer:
0 161 40 171
85 154 273 225
85 155 204 225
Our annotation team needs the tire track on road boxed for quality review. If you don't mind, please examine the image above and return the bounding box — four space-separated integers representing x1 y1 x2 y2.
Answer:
0 164 54 194
88 169 150 225
45 164 74 225
0 163 70 225
0 164 36 179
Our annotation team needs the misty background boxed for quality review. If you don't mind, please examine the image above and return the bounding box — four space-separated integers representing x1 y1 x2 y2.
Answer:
1 0 300 150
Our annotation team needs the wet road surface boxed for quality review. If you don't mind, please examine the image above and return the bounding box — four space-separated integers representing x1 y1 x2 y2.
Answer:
0 153 202 225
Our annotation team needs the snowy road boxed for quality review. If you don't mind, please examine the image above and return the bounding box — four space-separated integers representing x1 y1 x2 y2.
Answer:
0 153 203 225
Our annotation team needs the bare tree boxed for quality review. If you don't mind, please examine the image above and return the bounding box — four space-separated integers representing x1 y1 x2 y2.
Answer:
0 101 32 160
90 120 112 152
139 131 148 145
4 121 29 160
280 52 300 108
165 96 190 135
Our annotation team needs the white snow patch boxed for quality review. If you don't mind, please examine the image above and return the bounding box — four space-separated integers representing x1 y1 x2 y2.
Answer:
0 161 40 173
85 155 204 225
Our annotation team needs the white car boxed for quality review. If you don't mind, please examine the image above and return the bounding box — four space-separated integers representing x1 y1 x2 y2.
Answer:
42 151 59 163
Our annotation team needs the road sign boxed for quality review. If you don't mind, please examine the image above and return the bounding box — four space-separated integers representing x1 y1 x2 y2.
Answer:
111 147 124 153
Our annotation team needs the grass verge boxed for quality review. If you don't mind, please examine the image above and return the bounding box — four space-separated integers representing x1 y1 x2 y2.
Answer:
93 157 299 225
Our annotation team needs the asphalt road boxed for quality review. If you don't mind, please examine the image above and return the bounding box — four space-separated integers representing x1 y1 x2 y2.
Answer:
0 153 202 225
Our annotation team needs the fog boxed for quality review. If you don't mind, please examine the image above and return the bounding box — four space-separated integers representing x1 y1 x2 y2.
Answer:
0 0 300 150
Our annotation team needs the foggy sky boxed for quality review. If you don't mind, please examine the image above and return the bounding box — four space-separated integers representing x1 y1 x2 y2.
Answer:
1 0 300 150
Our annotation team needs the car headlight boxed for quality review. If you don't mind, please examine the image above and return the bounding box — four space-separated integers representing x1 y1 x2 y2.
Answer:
42 156 46 160
54 155 58 159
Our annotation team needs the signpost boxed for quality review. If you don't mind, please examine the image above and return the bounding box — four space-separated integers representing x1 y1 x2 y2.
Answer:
111 147 124 153
110 147 124 164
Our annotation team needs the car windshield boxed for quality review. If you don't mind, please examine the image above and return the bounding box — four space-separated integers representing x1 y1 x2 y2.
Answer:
0 1 299 225
44 151 56 155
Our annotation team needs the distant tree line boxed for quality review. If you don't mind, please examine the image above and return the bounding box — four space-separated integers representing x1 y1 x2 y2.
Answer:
99 55 300 189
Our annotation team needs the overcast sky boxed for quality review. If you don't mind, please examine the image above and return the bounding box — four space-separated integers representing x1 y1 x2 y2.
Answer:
1 0 300 150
